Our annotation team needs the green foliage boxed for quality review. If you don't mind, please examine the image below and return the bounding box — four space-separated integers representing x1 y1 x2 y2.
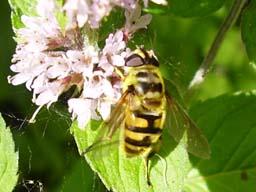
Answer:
59 160 97 192
144 0 225 17
9 0 37 16
0 114 19 192
72 91 256 191
168 0 225 17
71 120 189 192
8 0 66 30
8 0 37 29
186 91 256 192
143 3 169 15
241 1 256 67
13 106 87 191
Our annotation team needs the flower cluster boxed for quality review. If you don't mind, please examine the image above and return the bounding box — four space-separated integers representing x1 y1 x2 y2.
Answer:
63 0 136 29
8 0 166 128
63 0 166 29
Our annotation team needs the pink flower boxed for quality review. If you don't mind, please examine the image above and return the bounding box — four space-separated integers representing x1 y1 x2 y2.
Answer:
9 0 154 129
124 4 152 37
68 98 100 128
114 0 136 9
63 0 138 29
36 0 56 18
66 46 99 75
83 71 114 98
63 0 89 28
68 70 119 127
89 0 113 28
99 30 130 76
9 0 98 125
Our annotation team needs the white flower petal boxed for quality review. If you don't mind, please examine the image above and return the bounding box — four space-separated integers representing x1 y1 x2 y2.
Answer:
35 89 58 106
31 74 46 93
63 0 89 28
68 98 100 129
68 98 91 128
98 57 114 75
25 78 34 91
21 16 41 31
46 64 69 79
98 101 111 120
112 55 125 66
124 4 152 35
8 73 31 85
135 14 152 29
77 14 89 28
100 76 113 93
37 0 56 18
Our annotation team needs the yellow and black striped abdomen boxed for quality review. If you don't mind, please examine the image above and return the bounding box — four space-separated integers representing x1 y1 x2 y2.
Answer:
124 109 166 157
123 66 166 157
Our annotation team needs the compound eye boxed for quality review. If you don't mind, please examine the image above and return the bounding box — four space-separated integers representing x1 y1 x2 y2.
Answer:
125 54 145 67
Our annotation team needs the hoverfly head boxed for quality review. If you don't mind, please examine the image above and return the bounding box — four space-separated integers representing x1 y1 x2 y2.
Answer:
125 48 159 67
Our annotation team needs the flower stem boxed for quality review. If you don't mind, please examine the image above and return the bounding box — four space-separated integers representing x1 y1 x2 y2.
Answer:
189 0 248 89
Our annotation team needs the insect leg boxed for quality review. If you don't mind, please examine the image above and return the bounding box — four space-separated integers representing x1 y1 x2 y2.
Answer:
81 138 111 155
144 156 152 187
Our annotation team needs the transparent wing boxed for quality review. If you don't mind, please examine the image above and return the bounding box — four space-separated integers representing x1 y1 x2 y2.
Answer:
165 94 211 159
83 90 130 154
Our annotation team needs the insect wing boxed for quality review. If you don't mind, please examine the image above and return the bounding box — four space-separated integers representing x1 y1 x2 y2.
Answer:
104 90 131 138
83 91 130 155
165 95 211 159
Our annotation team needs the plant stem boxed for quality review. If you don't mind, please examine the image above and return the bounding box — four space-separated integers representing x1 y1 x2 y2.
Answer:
189 0 248 89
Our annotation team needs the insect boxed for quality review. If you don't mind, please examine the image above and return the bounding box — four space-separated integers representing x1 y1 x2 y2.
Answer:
85 48 210 186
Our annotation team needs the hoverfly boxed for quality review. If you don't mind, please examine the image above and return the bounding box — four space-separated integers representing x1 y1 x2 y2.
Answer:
84 48 210 186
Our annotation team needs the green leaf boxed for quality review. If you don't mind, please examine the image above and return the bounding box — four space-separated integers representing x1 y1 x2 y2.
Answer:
143 3 169 15
143 7 167 15
169 0 225 17
0 114 19 192
59 159 102 192
10 7 24 29
185 91 256 191
72 91 256 191
71 120 190 192
8 0 37 16
241 1 256 66
8 0 67 30
8 0 37 29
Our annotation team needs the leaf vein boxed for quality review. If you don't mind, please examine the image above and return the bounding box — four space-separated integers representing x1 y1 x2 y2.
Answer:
117 148 126 192
189 100 253 173
221 123 256 171
187 166 256 181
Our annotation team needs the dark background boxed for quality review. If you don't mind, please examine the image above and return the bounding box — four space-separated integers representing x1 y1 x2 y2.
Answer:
1 0 256 191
